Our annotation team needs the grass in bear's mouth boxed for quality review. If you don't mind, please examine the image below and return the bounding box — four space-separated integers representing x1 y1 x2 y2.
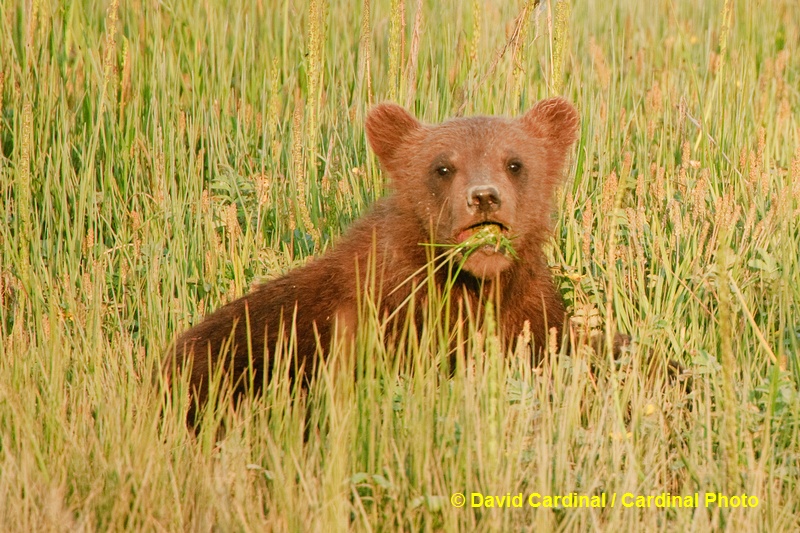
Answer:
421 223 517 266
455 223 517 260
444 222 517 264
421 223 517 263
392 223 517 321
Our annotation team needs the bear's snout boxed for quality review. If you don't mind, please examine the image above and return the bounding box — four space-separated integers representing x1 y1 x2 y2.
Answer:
467 185 501 214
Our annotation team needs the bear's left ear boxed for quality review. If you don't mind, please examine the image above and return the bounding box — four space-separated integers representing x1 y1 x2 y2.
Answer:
520 97 580 149
366 103 422 164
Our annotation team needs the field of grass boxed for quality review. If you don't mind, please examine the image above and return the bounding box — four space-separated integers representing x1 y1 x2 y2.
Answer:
1 0 799 530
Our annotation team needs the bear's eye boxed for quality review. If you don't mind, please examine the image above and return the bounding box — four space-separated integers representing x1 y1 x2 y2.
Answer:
507 161 523 174
436 166 452 177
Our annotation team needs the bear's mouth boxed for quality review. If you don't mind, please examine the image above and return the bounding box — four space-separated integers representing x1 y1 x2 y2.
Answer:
455 221 509 244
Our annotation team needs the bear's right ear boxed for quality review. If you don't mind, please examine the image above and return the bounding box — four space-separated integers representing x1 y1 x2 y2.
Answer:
365 103 422 163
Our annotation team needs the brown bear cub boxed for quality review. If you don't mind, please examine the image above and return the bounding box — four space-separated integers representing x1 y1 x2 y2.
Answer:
166 97 581 419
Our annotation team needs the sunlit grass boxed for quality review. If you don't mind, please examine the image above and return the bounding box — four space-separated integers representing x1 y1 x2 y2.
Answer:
1 0 798 530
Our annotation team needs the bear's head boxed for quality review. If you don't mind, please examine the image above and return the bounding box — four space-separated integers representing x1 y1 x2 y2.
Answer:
366 98 580 278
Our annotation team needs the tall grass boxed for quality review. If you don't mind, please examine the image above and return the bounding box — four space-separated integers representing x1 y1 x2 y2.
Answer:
1 0 799 530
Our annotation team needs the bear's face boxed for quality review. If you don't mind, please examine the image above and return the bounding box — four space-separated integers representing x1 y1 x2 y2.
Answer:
366 98 580 278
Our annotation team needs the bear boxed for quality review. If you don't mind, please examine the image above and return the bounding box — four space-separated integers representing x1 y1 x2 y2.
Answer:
165 97 581 422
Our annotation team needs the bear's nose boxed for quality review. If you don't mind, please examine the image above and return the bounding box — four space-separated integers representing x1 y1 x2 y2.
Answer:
467 186 501 213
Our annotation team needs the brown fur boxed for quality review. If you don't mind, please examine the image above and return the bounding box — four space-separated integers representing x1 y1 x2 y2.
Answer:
165 97 581 420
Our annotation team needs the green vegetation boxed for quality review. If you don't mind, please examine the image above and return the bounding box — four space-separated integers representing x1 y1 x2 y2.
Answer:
455 224 518 260
1 0 798 529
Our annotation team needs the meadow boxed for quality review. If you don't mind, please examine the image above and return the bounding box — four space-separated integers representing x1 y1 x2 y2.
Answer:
1 0 799 530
